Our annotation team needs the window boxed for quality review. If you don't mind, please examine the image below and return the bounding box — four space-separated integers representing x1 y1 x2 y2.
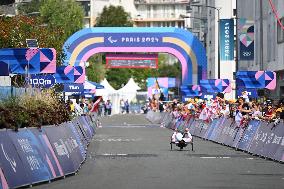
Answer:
277 17 284 43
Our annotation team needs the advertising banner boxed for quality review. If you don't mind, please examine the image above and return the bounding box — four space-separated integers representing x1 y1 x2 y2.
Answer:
0 131 30 188
63 124 85 167
64 83 84 93
260 123 284 159
223 122 239 147
67 122 87 160
220 19 234 61
200 79 232 94
30 128 64 178
206 119 219 140
216 118 234 144
106 54 158 69
7 129 51 183
236 71 276 90
53 66 85 84
209 117 227 142
239 18 254 60
43 126 76 175
0 48 56 74
26 74 55 88
237 120 261 151
247 121 271 156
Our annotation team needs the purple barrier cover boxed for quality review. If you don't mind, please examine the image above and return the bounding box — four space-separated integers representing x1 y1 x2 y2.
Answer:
209 117 227 142
274 130 284 162
223 122 240 147
63 124 85 168
261 123 284 160
198 121 210 138
247 121 272 156
43 126 77 175
0 131 30 188
30 128 64 178
7 129 51 183
78 117 93 139
237 120 261 151
204 119 218 140
72 119 90 144
216 118 234 144
193 120 203 136
0 168 8 189
232 127 246 148
67 122 87 159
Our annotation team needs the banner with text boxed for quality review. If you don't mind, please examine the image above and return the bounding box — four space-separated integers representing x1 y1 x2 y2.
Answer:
220 19 234 61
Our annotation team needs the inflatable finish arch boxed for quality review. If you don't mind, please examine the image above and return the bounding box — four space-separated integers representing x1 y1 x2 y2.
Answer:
63 27 207 86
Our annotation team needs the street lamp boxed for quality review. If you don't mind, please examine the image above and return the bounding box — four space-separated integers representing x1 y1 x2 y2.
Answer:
190 4 221 79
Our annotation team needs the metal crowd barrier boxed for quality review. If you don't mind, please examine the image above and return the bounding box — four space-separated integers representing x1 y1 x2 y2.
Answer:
0 115 98 189
146 111 284 163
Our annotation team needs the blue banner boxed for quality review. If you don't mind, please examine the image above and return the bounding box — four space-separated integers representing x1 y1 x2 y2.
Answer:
0 131 30 188
7 129 51 183
237 88 258 98
30 128 64 178
239 18 254 60
220 19 234 61
43 126 76 175
237 120 261 151
64 83 84 93
27 74 55 88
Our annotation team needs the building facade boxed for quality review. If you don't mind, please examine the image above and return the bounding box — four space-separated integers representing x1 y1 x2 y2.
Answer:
237 0 284 100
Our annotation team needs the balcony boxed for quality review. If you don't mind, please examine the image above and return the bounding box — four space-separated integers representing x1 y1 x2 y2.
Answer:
134 0 190 5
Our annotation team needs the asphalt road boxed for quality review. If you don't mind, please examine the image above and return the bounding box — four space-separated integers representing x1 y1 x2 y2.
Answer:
35 114 284 189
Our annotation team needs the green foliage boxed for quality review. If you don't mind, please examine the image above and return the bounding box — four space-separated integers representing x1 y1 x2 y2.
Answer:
40 0 84 40
86 55 106 83
95 5 133 27
0 90 70 130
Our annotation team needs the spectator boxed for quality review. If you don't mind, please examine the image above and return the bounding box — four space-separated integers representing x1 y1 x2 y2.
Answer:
124 99 129 114
105 100 112 115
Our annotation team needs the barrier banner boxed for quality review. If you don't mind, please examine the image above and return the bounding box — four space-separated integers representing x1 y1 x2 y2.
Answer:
30 128 64 178
237 120 261 151
71 120 88 148
7 129 51 183
72 119 90 144
43 126 76 175
67 122 87 159
63 125 84 168
199 121 210 138
260 123 284 159
205 119 218 140
0 131 30 188
248 122 272 156
223 122 240 147
216 118 233 144
273 129 284 162
209 117 227 142
232 127 247 148
78 117 93 139
0 168 8 189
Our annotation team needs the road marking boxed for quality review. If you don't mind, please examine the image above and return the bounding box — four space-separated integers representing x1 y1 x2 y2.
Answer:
101 153 128 156
246 158 254 160
200 156 231 159
93 138 141 142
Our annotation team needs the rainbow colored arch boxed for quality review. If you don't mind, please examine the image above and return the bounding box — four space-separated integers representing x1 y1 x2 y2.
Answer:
63 27 207 86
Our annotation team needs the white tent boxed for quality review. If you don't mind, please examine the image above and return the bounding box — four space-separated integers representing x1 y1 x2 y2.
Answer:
117 78 141 102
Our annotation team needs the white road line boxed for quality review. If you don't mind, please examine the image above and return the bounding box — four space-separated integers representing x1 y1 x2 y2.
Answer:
246 158 254 160
200 157 231 159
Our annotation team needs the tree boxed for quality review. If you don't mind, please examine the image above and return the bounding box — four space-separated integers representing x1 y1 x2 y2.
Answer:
86 55 106 83
95 5 133 27
40 0 84 40
0 15 65 64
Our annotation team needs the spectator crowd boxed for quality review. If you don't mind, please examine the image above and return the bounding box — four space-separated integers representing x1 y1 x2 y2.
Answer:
147 92 284 128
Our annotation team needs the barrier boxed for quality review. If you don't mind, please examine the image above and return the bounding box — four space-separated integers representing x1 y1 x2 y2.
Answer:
0 115 97 188
146 111 284 162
